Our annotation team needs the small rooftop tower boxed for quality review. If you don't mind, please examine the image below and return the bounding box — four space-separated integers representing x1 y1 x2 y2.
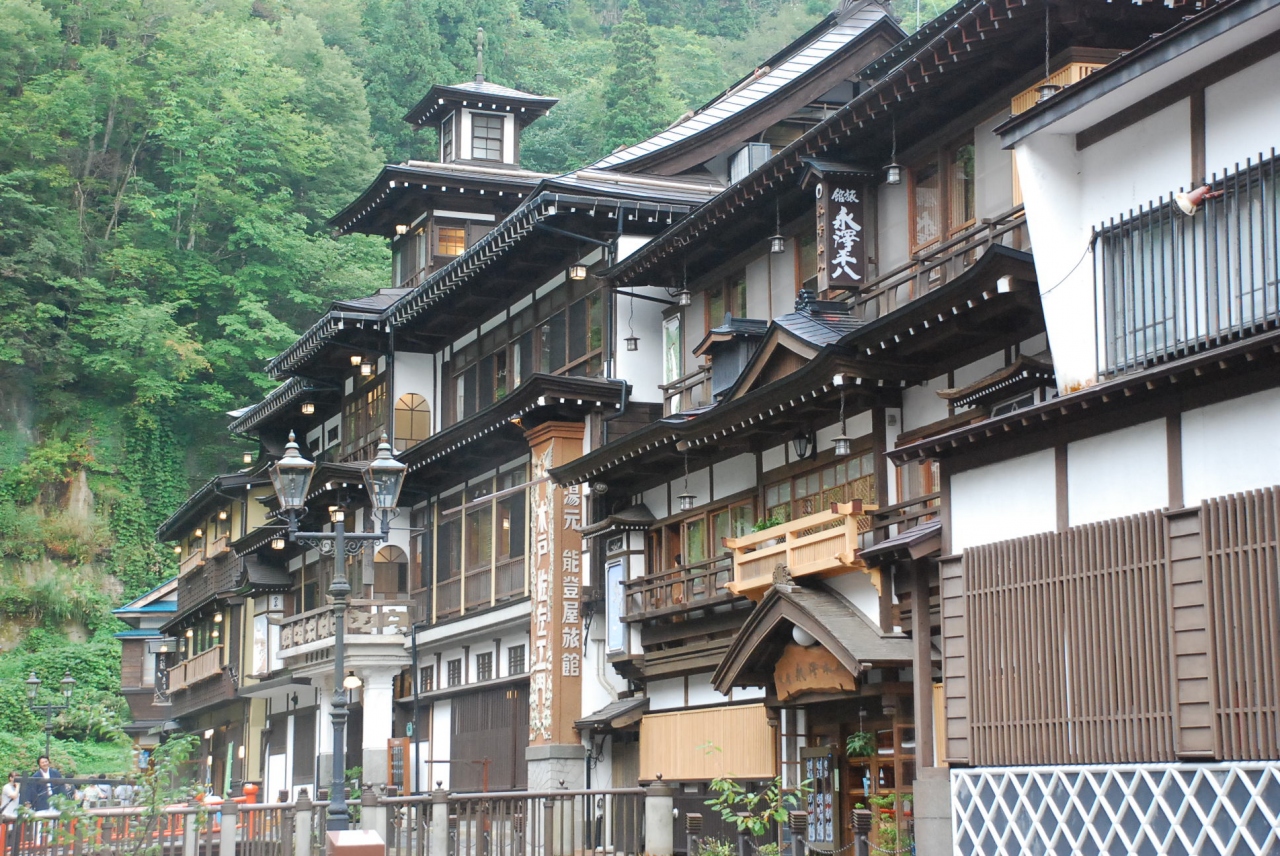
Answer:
402 27 559 168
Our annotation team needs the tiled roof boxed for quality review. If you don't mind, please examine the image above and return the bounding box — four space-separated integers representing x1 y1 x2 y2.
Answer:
590 1 894 171
776 295 865 346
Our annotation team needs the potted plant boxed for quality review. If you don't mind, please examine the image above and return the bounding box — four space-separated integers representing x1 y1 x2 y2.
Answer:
752 515 785 547
845 732 876 758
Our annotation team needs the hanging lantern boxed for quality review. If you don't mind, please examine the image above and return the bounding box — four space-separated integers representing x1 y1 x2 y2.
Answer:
834 435 853 457
676 289 692 307
360 361 375 377
242 452 254 465
885 111 903 185
624 335 639 352
300 402 315 415
350 354 363 366
568 264 588 281
677 492 696 512
885 163 903 186
270 537 286 551
218 509 228 521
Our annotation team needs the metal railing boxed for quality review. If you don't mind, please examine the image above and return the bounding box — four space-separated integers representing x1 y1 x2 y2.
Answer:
278 599 413 653
383 788 645 856
1095 149 1280 374
0 804 214 856
622 555 737 621
857 205 1028 320
237 802 295 856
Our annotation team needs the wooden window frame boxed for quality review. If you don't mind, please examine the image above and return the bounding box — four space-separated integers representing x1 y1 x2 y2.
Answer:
705 271 747 333
441 114 454 162
471 113 504 162
909 132 978 254
435 223 466 258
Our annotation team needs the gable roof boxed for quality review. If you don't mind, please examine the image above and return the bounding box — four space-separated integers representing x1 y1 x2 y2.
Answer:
403 80 560 129
590 1 902 174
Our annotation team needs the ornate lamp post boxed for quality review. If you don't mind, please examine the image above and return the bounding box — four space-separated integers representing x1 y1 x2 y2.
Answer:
25 671 76 758
269 431 406 831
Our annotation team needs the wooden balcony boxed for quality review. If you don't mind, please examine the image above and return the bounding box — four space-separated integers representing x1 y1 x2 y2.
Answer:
856 206 1027 321
171 645 223 690
178 548 205 577
206 535 229 559
623 555 738 622
660 365 713 416
278 599 413 653
724 502 875 601
1010 61 1108 116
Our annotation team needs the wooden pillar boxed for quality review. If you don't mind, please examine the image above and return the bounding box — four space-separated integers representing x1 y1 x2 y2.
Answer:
910 559 935 769
524 422 588 788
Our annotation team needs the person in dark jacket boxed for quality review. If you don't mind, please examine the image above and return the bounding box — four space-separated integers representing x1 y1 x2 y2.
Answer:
22 757 69 812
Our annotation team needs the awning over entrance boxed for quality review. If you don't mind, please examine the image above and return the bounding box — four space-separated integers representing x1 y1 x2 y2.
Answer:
575 696 649 732
859 520 942 566
712 583 912 695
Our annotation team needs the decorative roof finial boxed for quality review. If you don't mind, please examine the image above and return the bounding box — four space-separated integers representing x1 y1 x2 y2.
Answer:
475 27 485 84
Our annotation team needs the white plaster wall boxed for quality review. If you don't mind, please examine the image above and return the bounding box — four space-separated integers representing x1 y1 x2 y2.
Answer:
1014 134 1090 391
902 377 951 433
974 111 1015 220
769 242 797 319
876 180 910 275
1017 101 1189 393
1182 387 1280 504
685 673 729 708
431 699 452 790
713 454 756 500
683 299 705 374
1066 420 1168 527
647 677 685 711
1020 332 1048 356
951 449 1057 551
745 255 771 319
762 443 786 475
731 686 765 702
642 485 668 520
614 285 667 403
1205 52 1280 176
952 352 1007 390
824 571 880 622
615 235 651 262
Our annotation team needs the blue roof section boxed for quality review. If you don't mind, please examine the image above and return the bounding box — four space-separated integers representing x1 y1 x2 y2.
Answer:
113 578 178 615
113 629 165 639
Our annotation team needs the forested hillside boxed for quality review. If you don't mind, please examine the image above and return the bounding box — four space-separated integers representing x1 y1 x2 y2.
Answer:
0 0 942 772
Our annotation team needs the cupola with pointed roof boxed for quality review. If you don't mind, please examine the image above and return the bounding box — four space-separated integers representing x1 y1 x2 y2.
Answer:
402 28 558 169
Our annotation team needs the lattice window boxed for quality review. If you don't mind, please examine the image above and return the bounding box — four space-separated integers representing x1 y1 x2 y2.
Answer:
953 763 1280 856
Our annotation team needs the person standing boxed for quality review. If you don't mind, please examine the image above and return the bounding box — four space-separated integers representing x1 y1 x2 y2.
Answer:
21 756 68 813
1 771 19 818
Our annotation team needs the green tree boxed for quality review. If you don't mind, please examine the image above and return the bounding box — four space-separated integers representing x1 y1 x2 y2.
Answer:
602 2 672 152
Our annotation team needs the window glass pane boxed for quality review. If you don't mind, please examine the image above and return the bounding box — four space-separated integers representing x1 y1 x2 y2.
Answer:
466 505 492 570
441 115 453 161
498 492 525 560
731 503 754 538
662 315 682 383
463 365 478 417
543 312 566 373
478 354 495 408
712 510 731 556
494 350 508 399
588 290 603 352
437 518 461 581
569 297 587 362
913 159 941 247
394 393 431 451
799 228 818 287
437 226 465 257
949 142 976 230
471 114 504 161
684 518 707 565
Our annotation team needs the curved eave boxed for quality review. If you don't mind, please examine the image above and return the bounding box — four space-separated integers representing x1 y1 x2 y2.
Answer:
265 311 381 380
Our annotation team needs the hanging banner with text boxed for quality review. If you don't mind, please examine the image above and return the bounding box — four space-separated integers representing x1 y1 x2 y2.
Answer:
815 176 865 292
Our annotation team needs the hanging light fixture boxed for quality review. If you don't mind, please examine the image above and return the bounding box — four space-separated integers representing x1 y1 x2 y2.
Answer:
568 264 588 281
218 509 228 521
213 612 223 624
350 354 363 366
885 112 903 186
271 537 286 551
395 224 409 236
624 295 639 351
173 545 183 555
300 402 315 415
674 265 692 307
242 451 254 465
329 505 345 524
791 429 815 460
676 452 695 512
360 361 375 377
833 385 853 458
193 528 203 539
768 200 786 254
1036 7 1061 103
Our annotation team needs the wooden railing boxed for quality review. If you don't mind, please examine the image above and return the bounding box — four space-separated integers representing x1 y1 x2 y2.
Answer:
870 492 942 541
171 644 223 690
660 365 713 416
206 534 229 559
179 548 206 577
724 502 875 600
278 599 413 653
622 554 737 621
856 205 1027 321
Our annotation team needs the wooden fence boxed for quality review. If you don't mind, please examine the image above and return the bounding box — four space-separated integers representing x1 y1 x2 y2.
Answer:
946 485 1280 766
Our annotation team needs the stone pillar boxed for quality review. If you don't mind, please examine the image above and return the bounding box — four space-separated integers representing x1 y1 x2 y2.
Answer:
644 779 675 856
220 798 239 856
524 422 588 791
295 790 314 856
360 668 399 788
316 676 334 793
359 786 386 837
428 787 449 856
912 767 953 856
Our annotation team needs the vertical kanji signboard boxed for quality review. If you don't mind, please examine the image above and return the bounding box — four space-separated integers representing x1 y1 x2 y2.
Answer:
524 421 586 748
815 175 865 292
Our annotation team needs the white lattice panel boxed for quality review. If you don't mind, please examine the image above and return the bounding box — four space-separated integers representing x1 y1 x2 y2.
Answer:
952 763 1280 856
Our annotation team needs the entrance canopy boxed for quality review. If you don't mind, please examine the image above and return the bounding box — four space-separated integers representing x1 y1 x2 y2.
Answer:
712 583 911 696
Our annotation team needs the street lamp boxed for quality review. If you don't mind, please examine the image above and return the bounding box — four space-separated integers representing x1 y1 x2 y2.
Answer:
269 431 405 831
26 671 77 757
